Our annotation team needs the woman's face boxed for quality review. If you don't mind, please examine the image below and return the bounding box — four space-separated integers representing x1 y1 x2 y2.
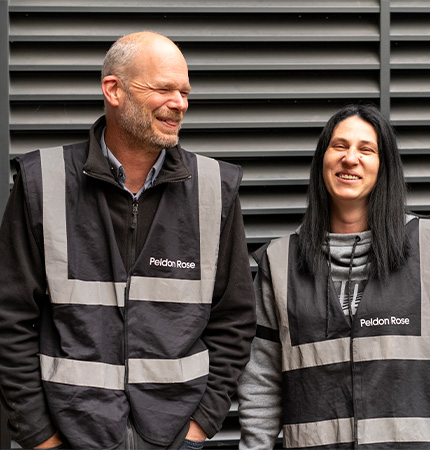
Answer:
322 115 379 210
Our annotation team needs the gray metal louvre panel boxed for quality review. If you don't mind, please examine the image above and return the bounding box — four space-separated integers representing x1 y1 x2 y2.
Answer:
9 13 380 42
390 5 430 217
10 41 380 71
10 70 380 101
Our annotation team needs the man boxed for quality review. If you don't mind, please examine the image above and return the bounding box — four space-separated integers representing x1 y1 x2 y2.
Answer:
0 32 255 449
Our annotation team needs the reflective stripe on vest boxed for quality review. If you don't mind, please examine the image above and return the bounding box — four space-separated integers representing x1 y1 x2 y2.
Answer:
39 146 220 387
284 418 354 448
266 219 430 448
40 350 209 389
359 417 430 445
284 417 430 448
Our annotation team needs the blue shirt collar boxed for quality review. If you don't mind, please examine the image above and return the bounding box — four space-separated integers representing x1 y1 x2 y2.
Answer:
100 127 166 199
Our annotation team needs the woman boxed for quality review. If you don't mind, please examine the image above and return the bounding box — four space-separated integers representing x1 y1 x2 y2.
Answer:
238 104 430 449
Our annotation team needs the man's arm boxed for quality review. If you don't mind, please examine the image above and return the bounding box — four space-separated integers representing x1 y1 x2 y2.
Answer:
0 172 58 448
191 196 256 438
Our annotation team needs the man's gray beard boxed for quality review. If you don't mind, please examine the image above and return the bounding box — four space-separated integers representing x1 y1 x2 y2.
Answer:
119 91 180 150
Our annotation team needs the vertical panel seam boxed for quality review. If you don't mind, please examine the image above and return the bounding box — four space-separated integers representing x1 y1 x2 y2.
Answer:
379 0 391 119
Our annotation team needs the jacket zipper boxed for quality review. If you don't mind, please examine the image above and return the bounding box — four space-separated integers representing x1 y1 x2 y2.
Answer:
129 200 139 271
124 200 138 397
350 326 358 448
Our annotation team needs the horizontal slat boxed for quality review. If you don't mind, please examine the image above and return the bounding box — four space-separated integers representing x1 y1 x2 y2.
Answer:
391 15 430 41
391 43 430 69
10 73 101 101
9 42 110 71
9 13 380 42
402 156 430 182
396 129 430 154
10 133 89 156
407 185 430 212
391 71 430 97
9 42 380 71
244 217 300 243
241 158 311 186
10 71 380 101
203 423 245 444
10 104 104 130
391 100 430 126
10 102 348 130
240 188 307 215
390 0 430 13
9 0 380 13
181 130 321 157
10 129 321 158
209 423 282 446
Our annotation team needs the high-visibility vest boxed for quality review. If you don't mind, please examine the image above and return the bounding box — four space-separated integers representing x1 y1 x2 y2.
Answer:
18 143 241 448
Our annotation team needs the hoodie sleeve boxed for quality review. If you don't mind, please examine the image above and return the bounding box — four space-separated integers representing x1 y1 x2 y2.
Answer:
237 250 283 449
0 171 57 448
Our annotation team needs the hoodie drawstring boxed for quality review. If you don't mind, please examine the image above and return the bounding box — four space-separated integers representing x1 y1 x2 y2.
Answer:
347 236 361 322
325 235 361 337
325 237 332 337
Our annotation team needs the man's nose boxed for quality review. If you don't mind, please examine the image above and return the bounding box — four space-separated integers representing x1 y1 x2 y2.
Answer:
167 91 188 112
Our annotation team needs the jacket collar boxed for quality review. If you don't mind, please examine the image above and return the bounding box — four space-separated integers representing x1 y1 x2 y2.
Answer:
83 115 192 187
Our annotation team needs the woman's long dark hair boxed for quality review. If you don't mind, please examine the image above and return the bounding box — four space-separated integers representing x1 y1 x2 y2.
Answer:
299 104 409 280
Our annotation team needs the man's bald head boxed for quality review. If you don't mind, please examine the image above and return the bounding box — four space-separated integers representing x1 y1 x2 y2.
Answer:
101 31 185 84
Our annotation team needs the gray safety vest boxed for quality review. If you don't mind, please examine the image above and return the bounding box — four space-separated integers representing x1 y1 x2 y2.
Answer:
18 143 241 448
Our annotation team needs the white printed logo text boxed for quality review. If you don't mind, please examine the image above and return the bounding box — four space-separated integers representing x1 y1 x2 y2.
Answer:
360 316 410 328
149 257 196 269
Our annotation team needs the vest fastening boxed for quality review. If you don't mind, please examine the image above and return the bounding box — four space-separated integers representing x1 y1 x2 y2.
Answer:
18 144 240 449
265 218 430 449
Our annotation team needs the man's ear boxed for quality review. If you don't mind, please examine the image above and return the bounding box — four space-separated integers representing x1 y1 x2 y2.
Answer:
102 75 122 107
